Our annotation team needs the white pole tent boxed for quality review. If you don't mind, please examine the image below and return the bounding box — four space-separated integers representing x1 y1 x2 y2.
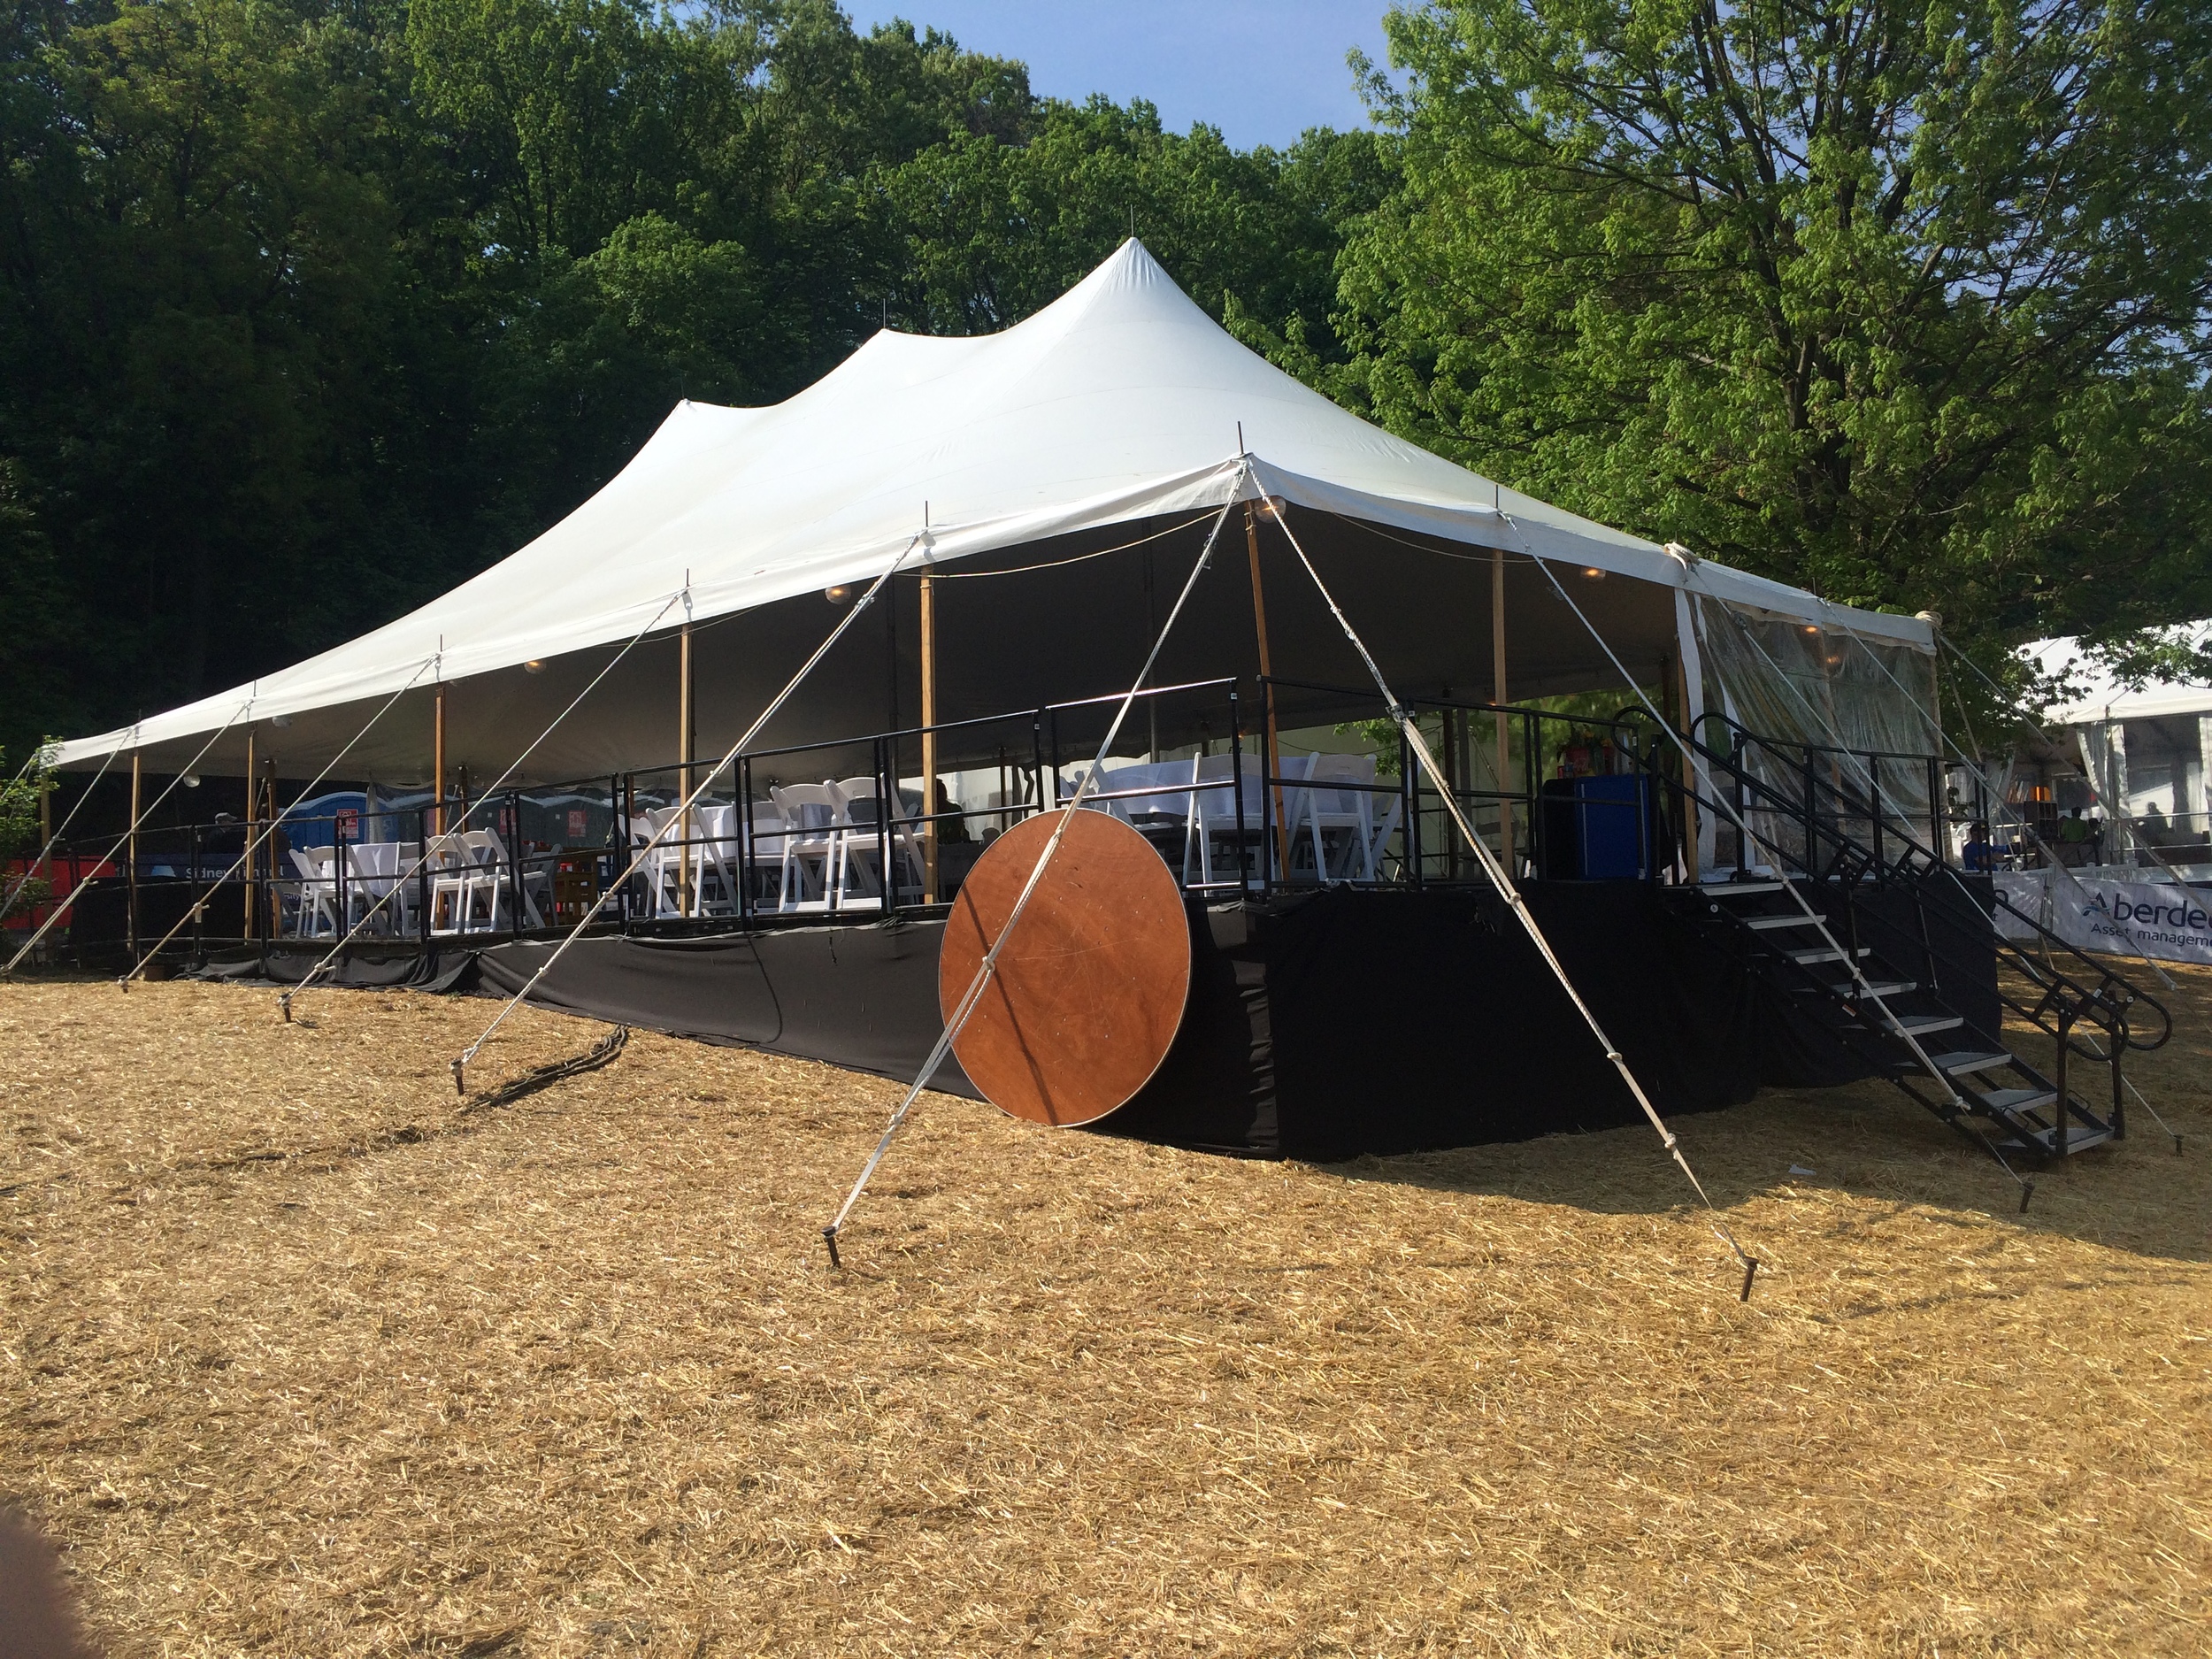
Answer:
2024 624 2212 845
52 239 1931 783
50 239 2170 1199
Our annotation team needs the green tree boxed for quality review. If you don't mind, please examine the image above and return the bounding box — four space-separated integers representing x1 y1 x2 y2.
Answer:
876 96 1390 348
1323 0 2212 672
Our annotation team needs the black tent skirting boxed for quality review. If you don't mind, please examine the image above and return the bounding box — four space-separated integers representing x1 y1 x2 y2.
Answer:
173 878 2001 1162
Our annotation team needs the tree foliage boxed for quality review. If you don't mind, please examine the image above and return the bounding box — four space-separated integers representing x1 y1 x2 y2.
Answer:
4 0 2208 765
1321 0 2212 672
0 0 1375 760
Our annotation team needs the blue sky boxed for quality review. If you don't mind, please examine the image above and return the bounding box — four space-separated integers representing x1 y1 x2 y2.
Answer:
843 2 1398 150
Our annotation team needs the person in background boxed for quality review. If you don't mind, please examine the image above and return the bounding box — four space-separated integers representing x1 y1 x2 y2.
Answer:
1962 820 1993 872
2055 805 2091 866
931 778 970 843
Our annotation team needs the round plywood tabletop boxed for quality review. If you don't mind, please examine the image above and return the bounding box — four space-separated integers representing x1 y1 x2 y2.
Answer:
939 809 1193 1126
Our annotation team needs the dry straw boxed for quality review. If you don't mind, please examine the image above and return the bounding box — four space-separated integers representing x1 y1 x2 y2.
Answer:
4 967 2208 1655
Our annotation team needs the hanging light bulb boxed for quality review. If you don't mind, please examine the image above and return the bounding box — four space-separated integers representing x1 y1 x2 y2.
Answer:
1581 566 1606 580
824 584 852 603
523 660 546 674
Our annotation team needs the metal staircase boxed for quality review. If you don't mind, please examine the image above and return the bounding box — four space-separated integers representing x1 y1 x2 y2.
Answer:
1670 718 2171 1205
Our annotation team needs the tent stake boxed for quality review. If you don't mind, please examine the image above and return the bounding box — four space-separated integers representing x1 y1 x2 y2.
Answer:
821 1226 842 1270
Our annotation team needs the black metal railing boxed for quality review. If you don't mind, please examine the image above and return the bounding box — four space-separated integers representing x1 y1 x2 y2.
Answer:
4 679 2186 1046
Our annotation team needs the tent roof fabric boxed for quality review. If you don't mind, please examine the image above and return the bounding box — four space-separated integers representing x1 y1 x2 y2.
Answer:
2027 624 2212 725
56 239 1930 767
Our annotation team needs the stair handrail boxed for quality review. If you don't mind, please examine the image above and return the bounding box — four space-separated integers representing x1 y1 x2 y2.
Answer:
1682 711 2170 1053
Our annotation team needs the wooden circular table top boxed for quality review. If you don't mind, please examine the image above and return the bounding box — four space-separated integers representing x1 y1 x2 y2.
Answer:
939 808 1193 1127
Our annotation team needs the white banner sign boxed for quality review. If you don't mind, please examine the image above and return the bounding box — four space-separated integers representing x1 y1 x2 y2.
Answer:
1994 872 2212 966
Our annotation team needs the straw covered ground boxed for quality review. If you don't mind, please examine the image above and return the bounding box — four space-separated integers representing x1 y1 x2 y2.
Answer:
4 967 2209 1657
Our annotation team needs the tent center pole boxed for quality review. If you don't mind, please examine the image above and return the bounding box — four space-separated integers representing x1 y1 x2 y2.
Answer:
1493 547 1513 875
920 570 939 904
1245 502 1291 883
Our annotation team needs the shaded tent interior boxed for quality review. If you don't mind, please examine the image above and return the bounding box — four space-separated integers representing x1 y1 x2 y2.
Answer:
91 506 1684 790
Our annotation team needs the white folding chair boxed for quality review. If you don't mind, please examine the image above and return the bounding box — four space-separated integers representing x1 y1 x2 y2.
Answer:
343 841 407 934
288 848 340 937
631 805 686 918
1265 754 1317 882
426 834 472 934
688 803 742 916
1305 752 1388 881
828 777 923 911
1183 752 1266 887
741 803 788 908
770 784 841 912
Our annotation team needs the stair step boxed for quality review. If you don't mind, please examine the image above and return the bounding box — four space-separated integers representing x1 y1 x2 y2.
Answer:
1786 946 1870 964
1854 980 1918 999
1895 1014 1963 1036
1929 1049 2012 1076
1746 914 1823 931
1701 879 1786 895
2005 1123 2117 1156
1977 1086 2060 1115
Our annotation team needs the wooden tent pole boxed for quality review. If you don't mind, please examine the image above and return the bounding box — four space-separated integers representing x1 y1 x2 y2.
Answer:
1245 503 1292 881
127 749 142 961
242 727 257 936
919 570 939 904
434 682 449 838
1494 547 1513 874
678 618 695 917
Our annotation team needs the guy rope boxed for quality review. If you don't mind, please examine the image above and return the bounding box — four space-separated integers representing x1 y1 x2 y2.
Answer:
1275 503 1763 1298
119 658 441 987
3 701 254 977
820 467 1248 1266
280 589 687 1022
448 534 926 1094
